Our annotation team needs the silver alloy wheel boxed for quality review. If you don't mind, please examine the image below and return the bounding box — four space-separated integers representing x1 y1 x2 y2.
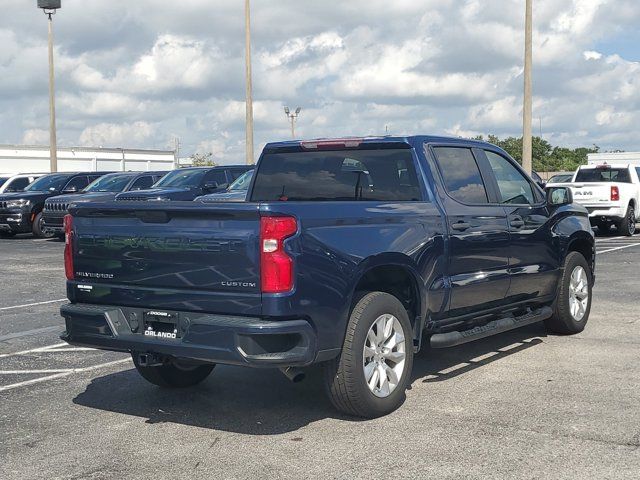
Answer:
362 314 406 398
628 208 636 235
569 266 589 321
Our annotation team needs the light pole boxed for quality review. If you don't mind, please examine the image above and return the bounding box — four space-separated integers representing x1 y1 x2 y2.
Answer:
244 0 255 165
522 0 533 175
284 107 301 139
37 1 61 173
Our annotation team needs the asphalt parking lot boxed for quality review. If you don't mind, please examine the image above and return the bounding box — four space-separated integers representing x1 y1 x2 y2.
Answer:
1 233 639 479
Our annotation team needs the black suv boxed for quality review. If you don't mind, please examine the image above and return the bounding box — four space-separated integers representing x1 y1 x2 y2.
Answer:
115 166 252 202
42 171 166 237
0 172 112 238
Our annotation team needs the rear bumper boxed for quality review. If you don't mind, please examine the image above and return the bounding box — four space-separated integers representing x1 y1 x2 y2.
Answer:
584 205 625 221
60 303 317 367
0 212 32 233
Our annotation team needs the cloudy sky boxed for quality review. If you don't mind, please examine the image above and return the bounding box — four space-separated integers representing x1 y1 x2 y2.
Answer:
0 0 639 164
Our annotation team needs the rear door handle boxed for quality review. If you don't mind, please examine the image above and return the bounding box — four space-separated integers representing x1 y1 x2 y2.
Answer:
510 217 525 229
451 221 471 231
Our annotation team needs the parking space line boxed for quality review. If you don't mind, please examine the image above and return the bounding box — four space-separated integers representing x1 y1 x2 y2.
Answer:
595 236 626 242
0 326 60 342
0 298 67 312
0 358 130 393
0 369 73 375
598 243 640 254
0 342 67 359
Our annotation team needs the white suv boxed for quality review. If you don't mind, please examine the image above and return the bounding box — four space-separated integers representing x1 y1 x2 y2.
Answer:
0 173 45 194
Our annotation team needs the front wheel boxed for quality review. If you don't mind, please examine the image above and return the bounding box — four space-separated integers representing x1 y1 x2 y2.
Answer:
323 292 414 418
32 211 54 238
544 252 592 335
132 354 215 388
616 205 636 236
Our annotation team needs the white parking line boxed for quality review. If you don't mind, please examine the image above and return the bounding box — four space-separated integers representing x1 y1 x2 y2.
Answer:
0 298 66 312
0 342 67 359
0 369 73 375
598 243 640 254
595 236 626 242
0 358 131 393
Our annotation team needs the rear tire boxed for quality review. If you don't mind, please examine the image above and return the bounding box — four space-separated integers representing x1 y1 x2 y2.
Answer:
132 354 215 388
616 205 636 236
32 211 54 238
544 252 592 335
322 292 414 418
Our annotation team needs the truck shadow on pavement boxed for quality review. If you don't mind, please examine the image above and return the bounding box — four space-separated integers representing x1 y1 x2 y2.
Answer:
73 323 547 434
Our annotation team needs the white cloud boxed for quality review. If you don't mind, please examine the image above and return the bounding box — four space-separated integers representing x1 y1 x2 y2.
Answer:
1 0 640 159
78 122 155 147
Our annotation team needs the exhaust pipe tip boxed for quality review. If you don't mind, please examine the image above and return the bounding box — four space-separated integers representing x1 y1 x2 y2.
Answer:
279 366 305 383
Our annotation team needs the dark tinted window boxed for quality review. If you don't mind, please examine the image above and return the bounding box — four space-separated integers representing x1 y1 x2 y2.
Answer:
636 167 640 181
575 168 631 183
5 177 30 192
433 147 488 204
0 176 9 187
25 174 71 192
64 176 90 192
85 174 132 192
485 151 535 205
129 176 155 191
203 170 228 186
251 149 422 202
154 169 207 188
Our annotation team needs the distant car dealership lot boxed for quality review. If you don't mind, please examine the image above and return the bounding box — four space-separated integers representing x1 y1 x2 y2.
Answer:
0 233 639 479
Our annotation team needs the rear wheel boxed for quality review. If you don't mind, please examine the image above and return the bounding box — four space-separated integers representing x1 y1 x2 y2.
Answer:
32 211 54 238
544 252 592 335
616 205 636 236
132 354 215 388
323 292 414 418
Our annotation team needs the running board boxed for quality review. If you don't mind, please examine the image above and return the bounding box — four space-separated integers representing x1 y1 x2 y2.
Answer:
430 306 552 349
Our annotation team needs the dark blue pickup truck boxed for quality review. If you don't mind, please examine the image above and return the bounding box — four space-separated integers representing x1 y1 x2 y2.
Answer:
59 136 595 418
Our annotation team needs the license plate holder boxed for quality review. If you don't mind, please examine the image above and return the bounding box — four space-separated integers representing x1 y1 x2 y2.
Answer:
143 310 180 339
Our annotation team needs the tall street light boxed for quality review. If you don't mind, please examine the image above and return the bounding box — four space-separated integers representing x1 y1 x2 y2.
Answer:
37 1 61 173
244 0 255 165
284 107 301 139
522 0 533 175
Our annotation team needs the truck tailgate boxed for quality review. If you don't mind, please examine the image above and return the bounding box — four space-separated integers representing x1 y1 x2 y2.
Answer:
568 182 615 206
68 202 262 315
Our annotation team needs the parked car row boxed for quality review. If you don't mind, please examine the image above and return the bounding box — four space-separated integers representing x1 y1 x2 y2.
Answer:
0 165 254 238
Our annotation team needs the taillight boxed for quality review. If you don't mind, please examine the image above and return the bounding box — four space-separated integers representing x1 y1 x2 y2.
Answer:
260 216 297 293
301 138 363 149
63 214 74 280
611 186 619 201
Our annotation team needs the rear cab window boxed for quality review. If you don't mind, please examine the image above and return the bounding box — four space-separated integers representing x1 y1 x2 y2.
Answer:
575 167 631 183
251 148 422 202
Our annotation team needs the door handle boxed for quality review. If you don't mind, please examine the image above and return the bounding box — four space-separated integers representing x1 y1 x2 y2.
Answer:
510 217 525 228
451 221 471 231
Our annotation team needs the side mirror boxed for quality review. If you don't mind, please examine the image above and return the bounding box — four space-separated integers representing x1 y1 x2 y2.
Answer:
62 186 79 193
546 186 573 206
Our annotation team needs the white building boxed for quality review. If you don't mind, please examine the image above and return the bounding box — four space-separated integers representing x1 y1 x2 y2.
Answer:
587 152 640 166
0 145 177 174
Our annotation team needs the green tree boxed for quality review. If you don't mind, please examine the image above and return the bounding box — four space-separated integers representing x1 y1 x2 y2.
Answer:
190 152 217 166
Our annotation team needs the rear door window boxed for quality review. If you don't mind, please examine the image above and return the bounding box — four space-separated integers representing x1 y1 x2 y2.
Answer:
129 176 155 191
432 147 489 204
251 149 422 202
203 170 228 187
64 176 90 192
